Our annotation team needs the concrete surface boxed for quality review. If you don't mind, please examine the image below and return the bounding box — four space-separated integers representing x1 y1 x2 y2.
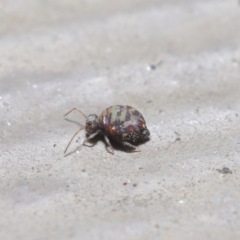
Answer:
1 0 240 239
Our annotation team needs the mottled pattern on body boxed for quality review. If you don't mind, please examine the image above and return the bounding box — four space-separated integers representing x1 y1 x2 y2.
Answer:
64 104 150 154
99 105 150 143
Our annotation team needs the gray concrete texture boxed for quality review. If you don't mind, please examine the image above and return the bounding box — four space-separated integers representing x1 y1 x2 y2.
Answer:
1 0 240 239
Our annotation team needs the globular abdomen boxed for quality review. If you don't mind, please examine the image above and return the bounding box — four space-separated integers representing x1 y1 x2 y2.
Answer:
99 105 150 143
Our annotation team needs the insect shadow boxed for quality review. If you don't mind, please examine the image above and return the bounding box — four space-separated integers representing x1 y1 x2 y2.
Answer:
109 137 150 153
64 118 83 127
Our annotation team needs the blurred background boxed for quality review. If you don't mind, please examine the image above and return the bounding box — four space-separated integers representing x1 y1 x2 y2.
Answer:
0 1 240 239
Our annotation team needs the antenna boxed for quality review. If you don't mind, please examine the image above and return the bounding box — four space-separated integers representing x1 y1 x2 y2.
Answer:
64 126 85 154
64 108 86 119
64 108 87 154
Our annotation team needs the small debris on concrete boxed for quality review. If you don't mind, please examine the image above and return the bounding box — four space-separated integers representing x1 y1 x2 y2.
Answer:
217 167 232 174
